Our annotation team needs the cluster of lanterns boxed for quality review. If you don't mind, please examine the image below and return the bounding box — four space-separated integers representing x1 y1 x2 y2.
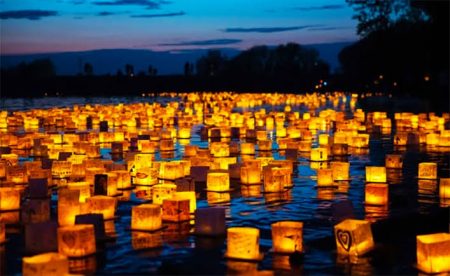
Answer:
0 91 449 274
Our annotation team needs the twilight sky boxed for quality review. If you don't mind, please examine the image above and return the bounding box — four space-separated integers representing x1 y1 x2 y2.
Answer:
0 0 358 55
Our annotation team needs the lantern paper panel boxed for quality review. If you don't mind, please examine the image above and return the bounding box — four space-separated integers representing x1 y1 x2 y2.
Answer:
86 196 117 220
365 183 388 206
58 224 96 257
6 165 28 184
331 162 350 181
416 233 450 274
134 167 158 186
271 221 303 253
439 178 450 198
418 163 437 179
226 227 262 260
365 166 387 183
334 219 374 257
207 172 230 192
194 207 226 236
310 148 328 162
263 167 290 192
132 231 163 250
0 187 21 211
174 191 196 213
0 222 4 244
385 154 403 169
162 199 190 222
131 204 162 231
240 166 261 185
317 168 334 187
22 252 68 276
152 184 177 205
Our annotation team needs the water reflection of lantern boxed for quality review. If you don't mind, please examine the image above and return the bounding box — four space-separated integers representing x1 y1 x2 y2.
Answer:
365 184 388 205
131 204 162 231
0 222 4 244
240 166 261 185
194 207 226 236
58 224 96 257
241 185 261 198
162 199 190 222
22 252 68 276
86 196 117 220
439 178 450 199
225 227 263 261
385 154 403 169
416 233 450 274
310 148 328 161
0 187 21 211
271 221 303 253
317 168 334 186
132 231 163 250
334 219 374 257
418 162 437 179
207 191 230 205
174 191 196 213
152 184 177 205
331 162 350 181
207 172 230 192
365 166 386 183
332 144 348 156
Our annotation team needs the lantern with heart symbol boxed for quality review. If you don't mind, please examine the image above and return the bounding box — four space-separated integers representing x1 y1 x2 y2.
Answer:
57 224 96 257
334 219 374 257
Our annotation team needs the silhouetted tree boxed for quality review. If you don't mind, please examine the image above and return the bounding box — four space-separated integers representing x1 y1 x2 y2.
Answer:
125 64 134 77
148 65 157 76
84 63 93 76
184 62 194 76
196 50 227 77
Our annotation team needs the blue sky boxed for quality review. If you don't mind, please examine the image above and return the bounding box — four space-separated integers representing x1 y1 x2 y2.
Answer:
0 0 358 54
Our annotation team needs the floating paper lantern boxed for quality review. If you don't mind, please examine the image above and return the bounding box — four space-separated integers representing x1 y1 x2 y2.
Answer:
131 204 162 231
385 154 403 169
86 196 117 220
241 143 255 155
365 166 386 183
271 221 303 253
159 162 184 180
240 166 261 185
365 183 388 205
317 168 334 186
162 199 190 222
184 145 198 157
134 167 159 186
225 227 262 261
331 162 350 181
0 187 20 211
174 191 196 213
263 167 290 192
58 224 96 257
115 170 131 189
257 140 272 151
134 154 152 170
349 134 370 148
418 162 437 179
210 142 230 157
67 181 91 203
152 184 177 205
310 148 328 162
51 161 72 179
318 134 330 146
439 178 450 198
22 252 68 276
57 189 82 226
334 219 374 257
332 144 348 156
160 139 174 151
7 165 28 184
416 233 450 274
207 172 230 192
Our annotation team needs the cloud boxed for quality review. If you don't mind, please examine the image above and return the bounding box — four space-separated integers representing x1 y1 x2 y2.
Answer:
97 11 116 16
223 25 320 33
92 0 166 9
0 10 58 20
307 26 347 31
159 39 242 46
294 5 345 11
130 11 185 18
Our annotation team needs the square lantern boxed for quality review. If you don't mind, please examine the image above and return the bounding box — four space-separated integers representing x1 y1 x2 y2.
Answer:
58 224 96 257
134 167 159 186
317 168 334 187
334 219 374 257
174 191 196 213
114 170 131 189
57 189 82 226
207 172 230 192
271 221 303 254
225 227 263 261
51 161 72 179
418 162 437 180
416 233 450 274
194 207 226 236
210 142 230 157
310 148 328 162
332 143 348 156
159 162 184 180
365 166 387 183
263 167 290 193
439 178 450 198
131 204 162 231
240 166 261 185
152 184 177 205
6 165 28 184
22 252 68 276
0 187 21 211
365 183 388 205
162 199 190 222
385 154 403 169
331 162 350 181
241 143 255 155
257 140 272 151
67 181 91 203
86 196 117 220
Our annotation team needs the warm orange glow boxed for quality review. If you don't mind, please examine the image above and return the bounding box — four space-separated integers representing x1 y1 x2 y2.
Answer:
365 183 388 205
0 187 21 211
418 162 437 179
331 162 350 181
240 166 261 185
365 166 386 183
226 227 262 260
207 172 230 192
310 148 328 161
152 184 177 205
317 168 334 186
22 252 68 276
58 224 96 257
439 178 450 198
131 204 162 231
162 199 190 222
385 154 403 169
334 219 374 257
416 233 450 274
86 196 117 220
271 221 303 253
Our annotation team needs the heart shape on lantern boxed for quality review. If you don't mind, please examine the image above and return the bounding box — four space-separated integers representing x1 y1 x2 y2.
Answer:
337 230 352 252
62 232 76 248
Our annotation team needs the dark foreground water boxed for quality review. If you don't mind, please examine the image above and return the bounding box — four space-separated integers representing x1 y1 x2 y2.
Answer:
1 95 449 275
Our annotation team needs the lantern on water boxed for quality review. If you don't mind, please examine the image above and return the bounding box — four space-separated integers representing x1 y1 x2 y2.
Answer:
319 134 330 146
210 142 230 157
332 143 348 156
134 167 158 186
174 191 196 213
162 199 190 222
0 187 20 211
152 184 177 205
263 167 290 193
114 170 131 189
22 252 68 276
317 168 334 186
365 166 386 183
310 148 328 162
365 183 388 205
418 162 437 179
134 154 152 170
331 162 350 181
385 154 403 169
241 143 255 155
194 207 226 236
334 219 374 257
7 165 28 184
58 224 96 257
416 233 450 274
67 181 91 203
159 162 184 180
271 221 303 254
184 145 198 157
257 140 272 151
86 196 117 220
57 189 82 226
51 161 72 179
207 172 230 192
131 204 162 231
225 227 262 261
439 178 450 198
350 134 370 148
160 139 174 151
240 166 261 185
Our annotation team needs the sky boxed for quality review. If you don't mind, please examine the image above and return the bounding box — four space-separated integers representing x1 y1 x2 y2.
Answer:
0 0 358 55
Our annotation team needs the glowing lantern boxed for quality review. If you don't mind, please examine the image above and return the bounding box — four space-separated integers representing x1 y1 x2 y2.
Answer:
416 233 450 274
418 162 437 179
58 224 96 257
86 196 117 220
85 168 105 185
184 145 198 157
439 178 450 198
365 166 386 183
317 168 334 186
210 142 230 157
350 134 370 148
22 252 68 276
310 148 328 162
160 139 174 151
240 166 261 185
115 170 131 189
0 222 4 244
365 183 388 205
134 167 158 186
271 221 303 253
318 134 330 146
159 162 184 180
152 184 177 205
332 144 348 156
225 227 263 261
0 160 6 178
257 140 272 151
174 191 196 213
334 219 374 257
57 189 82 226
241 143 255 155
51 161 72 179
131 204 162 231
331 162 350 181
7 165 28 184
162 199 190 222
0 187 20 211
207 172 230 192
385 154 403 169
263 167 290 192
134 154 152 170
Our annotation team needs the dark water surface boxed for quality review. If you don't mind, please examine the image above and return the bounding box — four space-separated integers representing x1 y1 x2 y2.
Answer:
1 95 449 275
